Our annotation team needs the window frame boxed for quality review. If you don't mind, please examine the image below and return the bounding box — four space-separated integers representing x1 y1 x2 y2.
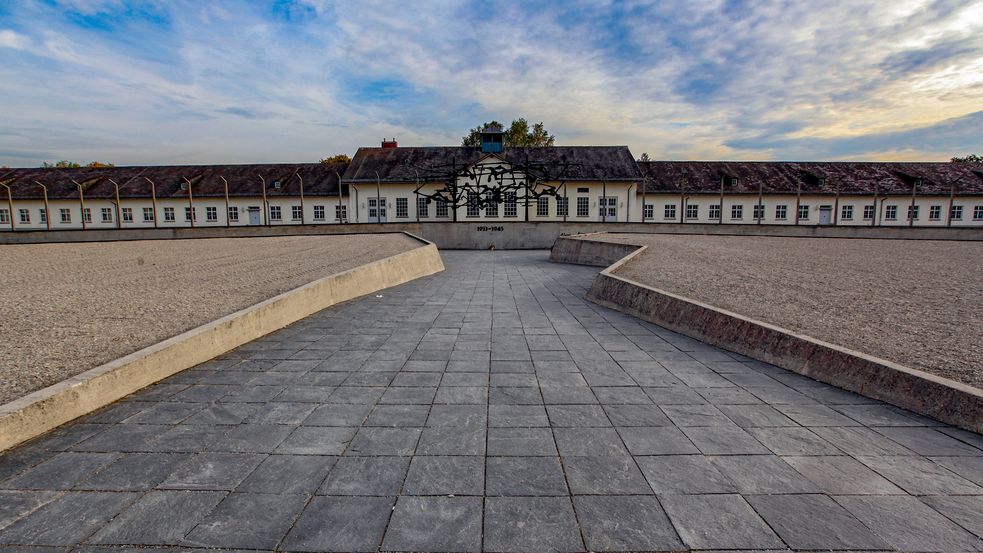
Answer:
775 205 787 220
576 196 589 218
229 206 240 222
121 207 133 223
395 197 408 218
730 204 743 220
142 207 154 222
536 196 549 217
163 207 175 222
59 208 71 224
885 205 898 220
416 196 429 219
269 205 282 221
664 204 676 220
841 205 853 221
206 206 218 222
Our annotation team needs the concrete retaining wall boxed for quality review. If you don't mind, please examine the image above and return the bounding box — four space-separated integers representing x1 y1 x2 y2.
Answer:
551 236 983 433
3 221 981 249
0 233 445 452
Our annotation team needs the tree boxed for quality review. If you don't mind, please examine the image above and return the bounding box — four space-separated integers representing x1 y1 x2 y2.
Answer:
638 152 651 162
951 154 982 163
85 161 115 168
461 118 556 148
319 154 351 164
41 160 114 168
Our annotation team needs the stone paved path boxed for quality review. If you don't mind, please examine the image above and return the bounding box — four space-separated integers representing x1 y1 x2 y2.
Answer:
1 250 982 552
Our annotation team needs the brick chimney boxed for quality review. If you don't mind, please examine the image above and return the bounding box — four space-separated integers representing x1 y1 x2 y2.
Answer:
381 138 398 149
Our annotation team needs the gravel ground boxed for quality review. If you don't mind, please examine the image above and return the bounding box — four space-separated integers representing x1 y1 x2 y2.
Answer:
583 233 983 388
0 234 421 404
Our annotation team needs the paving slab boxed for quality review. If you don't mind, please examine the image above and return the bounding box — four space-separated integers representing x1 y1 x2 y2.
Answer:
2 250 982 552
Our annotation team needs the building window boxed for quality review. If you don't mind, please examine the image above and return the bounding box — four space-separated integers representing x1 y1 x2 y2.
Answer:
164 207 175 222
664 204 676 220
974 206 983 221
83 208 92 223
143 207 154 222
229 206 240 222
396 197 408 218
753 204 764 220
731 204 743 220
466 192 480 218
291 205 302 221
907 205 919 221
39 208 47 223
485 193 499 217
313 205 325 221
798 205 809 220
0 209 9 224
184 207 196 222
537 196 549 217
436 199 449 218
577 187 589 193
575 197 589 217
686 204 698 219
600 197 616 219
19 209 30 223
709 204 721 220
59 208 71 223
270 206 282 221
774 205 786 220
643 203 654 220
885 205 897 220
929 205 941 221
731 177 739 186
951 205 963 220
101 208 113 223
416 196 429 219
206 206 218 222
557 197 568 217
863 205 875 220
122 207 133 223
504 193 518 218
841 205 853 220
335 204 347 221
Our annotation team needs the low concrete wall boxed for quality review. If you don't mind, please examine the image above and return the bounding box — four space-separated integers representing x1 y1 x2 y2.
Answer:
547 232 642 267
0 233 444 452
551 236 983 433
3 221 981 249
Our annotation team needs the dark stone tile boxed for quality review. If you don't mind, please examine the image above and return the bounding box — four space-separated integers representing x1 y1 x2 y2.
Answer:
489 373 538 387
183 492 307 549
236 455 336 494
159 452 264 490
875 426 982 456
661 404 732 427
539 385 598 404
245 403 316 425
554 428 627 456
87 490 222 545
0 491 59 531
345 427 420 456
326 386 386 404
483 497 583 553
931 455 983 487
364 404 430 427
391 372 442 387
416 426 486 456
602 404 671 427
562 455 652 494
487 428 557 456
545 405 610 427
709 455 819 494
837 494 982 551
403 456 484 496
275 385 337 403
857 455 983 495
207 424 293 454
318 456 409 496
636 455 736 494
142 425 229 453
921 495 983 539
76 453 190 491
774 404 858 426
746 494 890 551
617 426 700 455
0 491 139 545
303 404 372 426
574 495 684 552
281 496 394 552
810 426 914 456
747 426 841 455
433 386 488 404
73 424 168 452
183 404 260 425
717 404 796 427
440 372 488 387
382 496 482 553
783 455 904 495
660 494 784 550
833 403 926 426
426 405 486 428
643 386 706 405
592 386 652 404
379 386 437 405
1 452 117 490
489 387 542 405
487 405 548 427
123 403 203 425
682 426 771 455
485 457 568 496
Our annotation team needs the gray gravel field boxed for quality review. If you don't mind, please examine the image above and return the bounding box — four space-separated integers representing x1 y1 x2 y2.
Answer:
0 234 420 404
585 233 983 388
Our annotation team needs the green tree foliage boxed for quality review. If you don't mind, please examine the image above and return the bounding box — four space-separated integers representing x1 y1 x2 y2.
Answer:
41 160 115 169
951 154 982 163
638 152 651 162
319 154 351 164
461 118 556 147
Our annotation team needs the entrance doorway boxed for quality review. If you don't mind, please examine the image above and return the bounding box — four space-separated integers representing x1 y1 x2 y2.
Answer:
368 197 388 223
819 206 833 225
599 197 617 222
247 207 261 225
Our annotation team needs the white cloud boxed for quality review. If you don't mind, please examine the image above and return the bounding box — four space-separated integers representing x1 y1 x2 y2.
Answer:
0 29 31 50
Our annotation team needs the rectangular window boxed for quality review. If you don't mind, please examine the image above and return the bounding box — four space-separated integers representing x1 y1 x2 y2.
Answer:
504 193 518 218
83 208 92 223
335 204 347 222
163 207 175 222
885 205 897 220
313 205 325 221
643 203 654 220
753 204 764 220
122 207 133 223
229 206 240 222
101 207 113 223
536 196 549 217
600 197 617 219
184 207 195 222
863 205 875 220
775 205 787 220
798 205 809 220
291 205 301 221
951 205 963 220
557 197 568 217
485 193 499 217
709 204 721 220
59 208 71 223
39 208 47 223
416 196 429 219
396 197 408 218
207 206 218 222
907 205 919 221
143 207 154 222
929 205 941 221
576 196 589 217
577 187 589 193
731 204 743 220
686 204 698 219
436 199 449 218
466 192 480 218
664 204 676 220
841 205 853 220
0 209 9 224
19 209 30 223
974 206 983 220
270 206 282 221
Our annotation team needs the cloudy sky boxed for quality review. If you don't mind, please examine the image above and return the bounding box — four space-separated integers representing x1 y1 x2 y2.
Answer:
1 0 981 167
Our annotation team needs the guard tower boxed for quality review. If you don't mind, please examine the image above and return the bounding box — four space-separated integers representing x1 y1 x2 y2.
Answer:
481 123 505 153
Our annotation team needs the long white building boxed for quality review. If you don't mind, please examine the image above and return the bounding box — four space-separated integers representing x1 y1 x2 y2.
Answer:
2 129 981 231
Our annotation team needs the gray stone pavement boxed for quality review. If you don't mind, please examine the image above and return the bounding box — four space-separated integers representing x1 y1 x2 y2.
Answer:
1 250 982 552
